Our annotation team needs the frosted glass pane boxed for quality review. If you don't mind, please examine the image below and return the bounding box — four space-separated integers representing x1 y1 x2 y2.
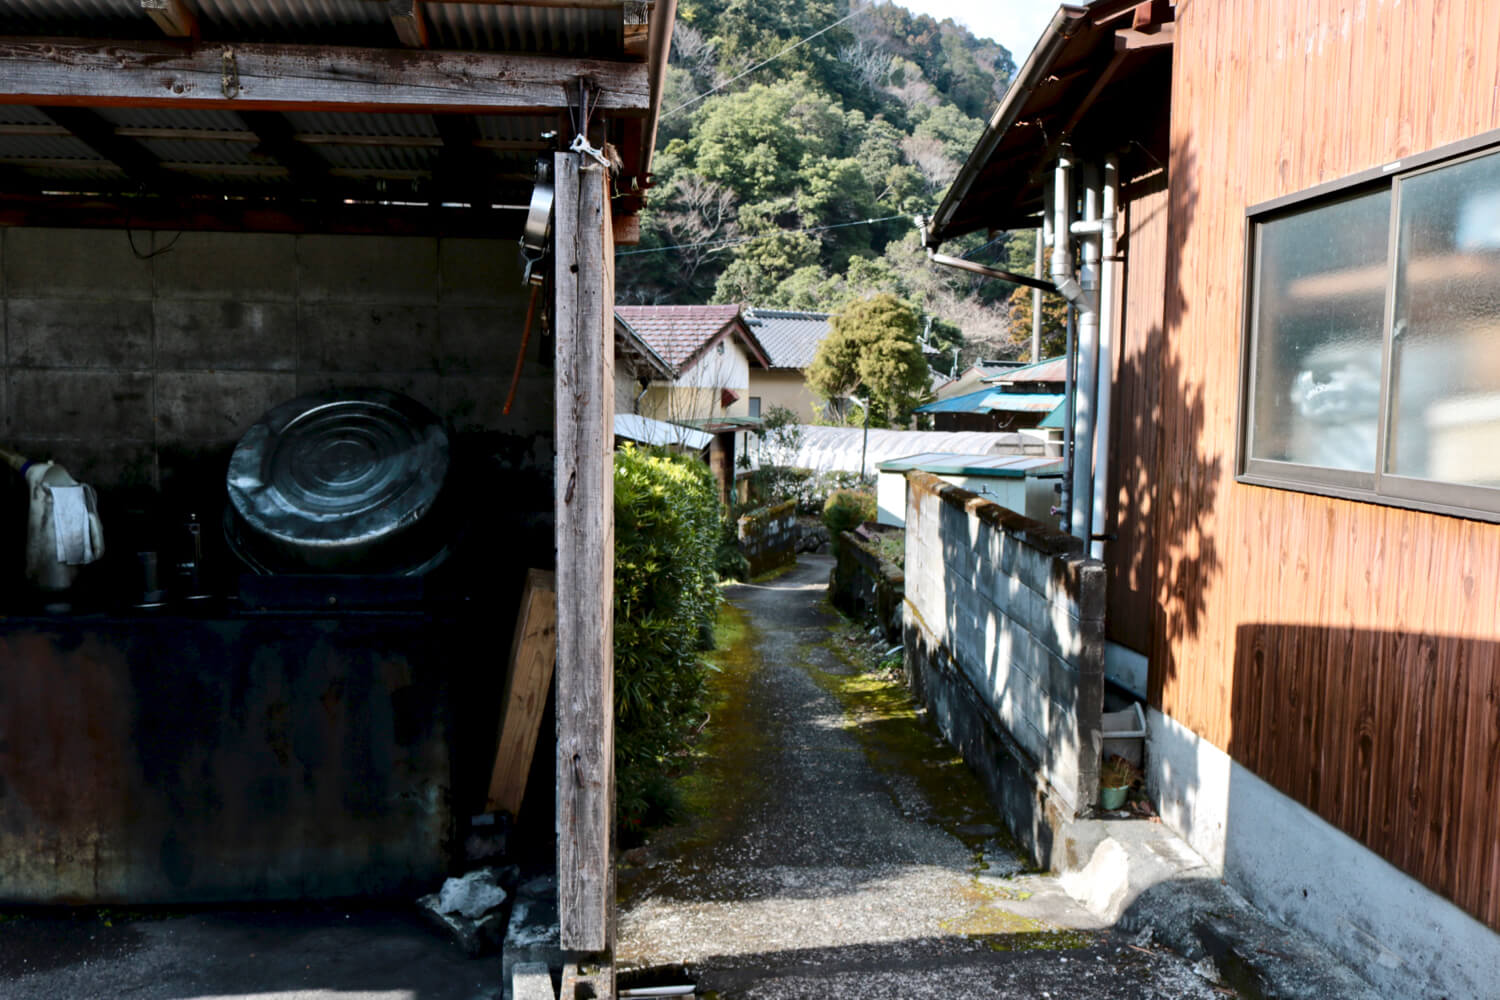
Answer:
1250 190 1390 470
1386 150 1500 486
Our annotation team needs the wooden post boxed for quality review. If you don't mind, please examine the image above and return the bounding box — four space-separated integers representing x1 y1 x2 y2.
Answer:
553 151 615 955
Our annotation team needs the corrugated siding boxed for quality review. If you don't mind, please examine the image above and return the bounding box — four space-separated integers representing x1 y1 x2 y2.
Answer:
1157 0 1500 930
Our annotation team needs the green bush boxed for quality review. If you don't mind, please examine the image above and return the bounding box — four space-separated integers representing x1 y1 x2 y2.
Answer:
823 488 876 539
613 446 723 830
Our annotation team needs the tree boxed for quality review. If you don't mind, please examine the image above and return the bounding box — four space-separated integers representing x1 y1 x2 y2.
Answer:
807 293 931 427
1005 244 1069 360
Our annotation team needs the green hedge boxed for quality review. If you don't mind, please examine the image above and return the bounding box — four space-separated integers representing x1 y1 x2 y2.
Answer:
823 488 876 539
614 446 722 828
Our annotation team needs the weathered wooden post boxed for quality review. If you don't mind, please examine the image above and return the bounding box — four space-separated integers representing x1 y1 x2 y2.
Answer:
553 150 615 965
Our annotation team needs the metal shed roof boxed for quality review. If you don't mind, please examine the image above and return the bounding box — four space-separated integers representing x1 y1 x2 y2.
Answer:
0 0 675 232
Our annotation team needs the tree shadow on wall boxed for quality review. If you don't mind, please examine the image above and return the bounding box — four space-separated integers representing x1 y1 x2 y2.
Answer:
1106 138 1220 702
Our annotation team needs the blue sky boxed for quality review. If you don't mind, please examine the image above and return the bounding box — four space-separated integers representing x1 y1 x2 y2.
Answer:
889 0 1058 68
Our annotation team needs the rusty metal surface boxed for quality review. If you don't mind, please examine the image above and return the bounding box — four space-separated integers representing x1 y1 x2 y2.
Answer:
0 613 458 904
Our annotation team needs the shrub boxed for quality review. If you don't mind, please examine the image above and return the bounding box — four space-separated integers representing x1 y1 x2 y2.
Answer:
613 446 723 829
823 488 876 539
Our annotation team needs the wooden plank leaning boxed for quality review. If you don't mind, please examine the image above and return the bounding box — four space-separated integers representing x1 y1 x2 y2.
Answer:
486 568 559 818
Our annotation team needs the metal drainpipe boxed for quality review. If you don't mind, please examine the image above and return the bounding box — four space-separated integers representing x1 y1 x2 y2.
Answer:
1050 153 1078 535
1089 155 1121 561
1068 164 1102 547
1031 228 1044 363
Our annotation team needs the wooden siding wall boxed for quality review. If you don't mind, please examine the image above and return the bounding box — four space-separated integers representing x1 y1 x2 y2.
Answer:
1156 0 1500 928
1106 171 1169 655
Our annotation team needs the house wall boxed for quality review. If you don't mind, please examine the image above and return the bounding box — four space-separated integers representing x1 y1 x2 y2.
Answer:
749 369 819 422
903 471 1104 865
1103 171 1169 657
1155 0 1500 969
638 337 752 423
614 356 641 415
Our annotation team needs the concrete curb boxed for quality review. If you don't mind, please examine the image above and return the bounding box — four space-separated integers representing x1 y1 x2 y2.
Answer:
1056 817 1381 999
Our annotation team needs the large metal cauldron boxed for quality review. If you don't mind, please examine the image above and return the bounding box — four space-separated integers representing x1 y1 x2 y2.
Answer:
226 388 450 574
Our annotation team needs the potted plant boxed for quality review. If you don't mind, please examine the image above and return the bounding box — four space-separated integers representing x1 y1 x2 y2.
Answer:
1099 754 1141 810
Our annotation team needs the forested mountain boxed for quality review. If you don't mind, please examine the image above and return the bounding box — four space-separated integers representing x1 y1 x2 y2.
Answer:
617 0 1039 364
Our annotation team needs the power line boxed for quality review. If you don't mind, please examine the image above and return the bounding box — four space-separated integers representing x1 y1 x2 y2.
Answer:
660 4 870 121
617 213 913 257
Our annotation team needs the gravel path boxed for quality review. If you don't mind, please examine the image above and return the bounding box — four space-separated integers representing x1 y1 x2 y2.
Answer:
616 554 1234 1000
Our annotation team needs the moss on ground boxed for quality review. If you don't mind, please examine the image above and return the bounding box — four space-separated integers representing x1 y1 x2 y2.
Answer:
802 621 1031 873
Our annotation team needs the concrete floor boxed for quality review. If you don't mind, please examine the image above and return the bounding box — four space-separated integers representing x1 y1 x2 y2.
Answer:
616 554 1235 999
0 902 505 999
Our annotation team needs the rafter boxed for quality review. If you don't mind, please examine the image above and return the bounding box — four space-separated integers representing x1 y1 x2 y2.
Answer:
141 0 197 39
0 37 652 115
36 106 177 191
388 0 429 49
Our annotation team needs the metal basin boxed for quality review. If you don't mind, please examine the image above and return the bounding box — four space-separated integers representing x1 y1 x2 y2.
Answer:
227 388 450 574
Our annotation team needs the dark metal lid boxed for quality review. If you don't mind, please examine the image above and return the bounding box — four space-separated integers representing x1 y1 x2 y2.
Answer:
227 388 450 572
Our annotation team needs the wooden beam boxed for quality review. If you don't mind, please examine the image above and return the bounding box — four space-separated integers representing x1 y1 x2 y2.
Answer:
388 0 429 49
0 37 652 115
0 193 526 235
611 213 639 245
553 150 615 955
486 569 559 817
142 0 197 39
1115 23 1175 50
37 106 178 191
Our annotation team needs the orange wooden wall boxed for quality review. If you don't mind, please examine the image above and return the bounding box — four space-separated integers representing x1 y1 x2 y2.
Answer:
1153 0 1500 928
1106 170 1169 655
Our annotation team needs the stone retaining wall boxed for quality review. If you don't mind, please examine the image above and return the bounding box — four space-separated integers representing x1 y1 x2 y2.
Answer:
737 499 797 576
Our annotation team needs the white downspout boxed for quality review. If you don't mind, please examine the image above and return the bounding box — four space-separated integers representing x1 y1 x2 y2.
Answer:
1069 164 1102 546
1050 154 1078 535
1089 155 1120 561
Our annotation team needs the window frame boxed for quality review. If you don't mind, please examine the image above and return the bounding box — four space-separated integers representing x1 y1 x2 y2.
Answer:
1237 125 1500 523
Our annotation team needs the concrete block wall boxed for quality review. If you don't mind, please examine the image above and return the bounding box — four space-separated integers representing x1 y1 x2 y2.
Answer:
0 227 551 495
903 471 1104 859
736 499 797 576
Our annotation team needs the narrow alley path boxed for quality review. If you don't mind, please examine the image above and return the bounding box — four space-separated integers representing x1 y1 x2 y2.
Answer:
616 554 1231 1000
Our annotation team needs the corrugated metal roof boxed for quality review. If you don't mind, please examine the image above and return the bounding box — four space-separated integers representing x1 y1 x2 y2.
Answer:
979 392 1066 413
981 355 1068 384
94 107 248 132
0 0 667 210
282 112 439 139
743 308 830 370
137 138 257 165
426 3 617 56
614 414 713 451
915 386 1067 415
0 134 104 161
771 426 1056 474
876 452 1065 478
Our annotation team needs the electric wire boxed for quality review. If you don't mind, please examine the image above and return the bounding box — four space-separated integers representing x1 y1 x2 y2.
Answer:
616 212 912 257
659 4 871 121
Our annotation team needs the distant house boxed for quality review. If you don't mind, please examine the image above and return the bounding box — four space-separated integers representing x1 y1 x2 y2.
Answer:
614 304 770 424
914 356 1067 432
742 308 833 422
933 358 1028 401
614 304 772 505
613 313 673 416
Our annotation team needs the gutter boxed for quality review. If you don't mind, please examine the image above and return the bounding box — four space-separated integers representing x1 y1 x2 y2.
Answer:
634 0 678 190
926 5 1087 247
